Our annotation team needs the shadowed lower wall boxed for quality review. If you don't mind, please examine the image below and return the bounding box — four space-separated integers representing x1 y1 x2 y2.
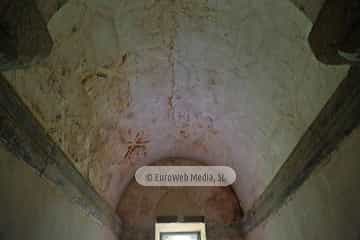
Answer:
247 126 360 240
0 144 117 240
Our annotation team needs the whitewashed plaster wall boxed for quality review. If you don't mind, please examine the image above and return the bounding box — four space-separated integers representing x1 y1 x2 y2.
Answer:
0 144 117 240
4 0 348 209
247 126 360 240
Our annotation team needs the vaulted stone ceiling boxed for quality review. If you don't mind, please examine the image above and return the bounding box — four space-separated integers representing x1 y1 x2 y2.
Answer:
5 0 348 210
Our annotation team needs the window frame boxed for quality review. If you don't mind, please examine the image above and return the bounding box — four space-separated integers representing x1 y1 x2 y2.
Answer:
155 222 206 240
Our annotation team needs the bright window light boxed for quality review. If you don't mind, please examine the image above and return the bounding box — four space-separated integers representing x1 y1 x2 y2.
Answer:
156 223 206 240
161 232 200 240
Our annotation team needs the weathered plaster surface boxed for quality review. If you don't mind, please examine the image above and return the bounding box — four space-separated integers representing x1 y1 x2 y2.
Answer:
4 0 348 209
247 126 360 240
